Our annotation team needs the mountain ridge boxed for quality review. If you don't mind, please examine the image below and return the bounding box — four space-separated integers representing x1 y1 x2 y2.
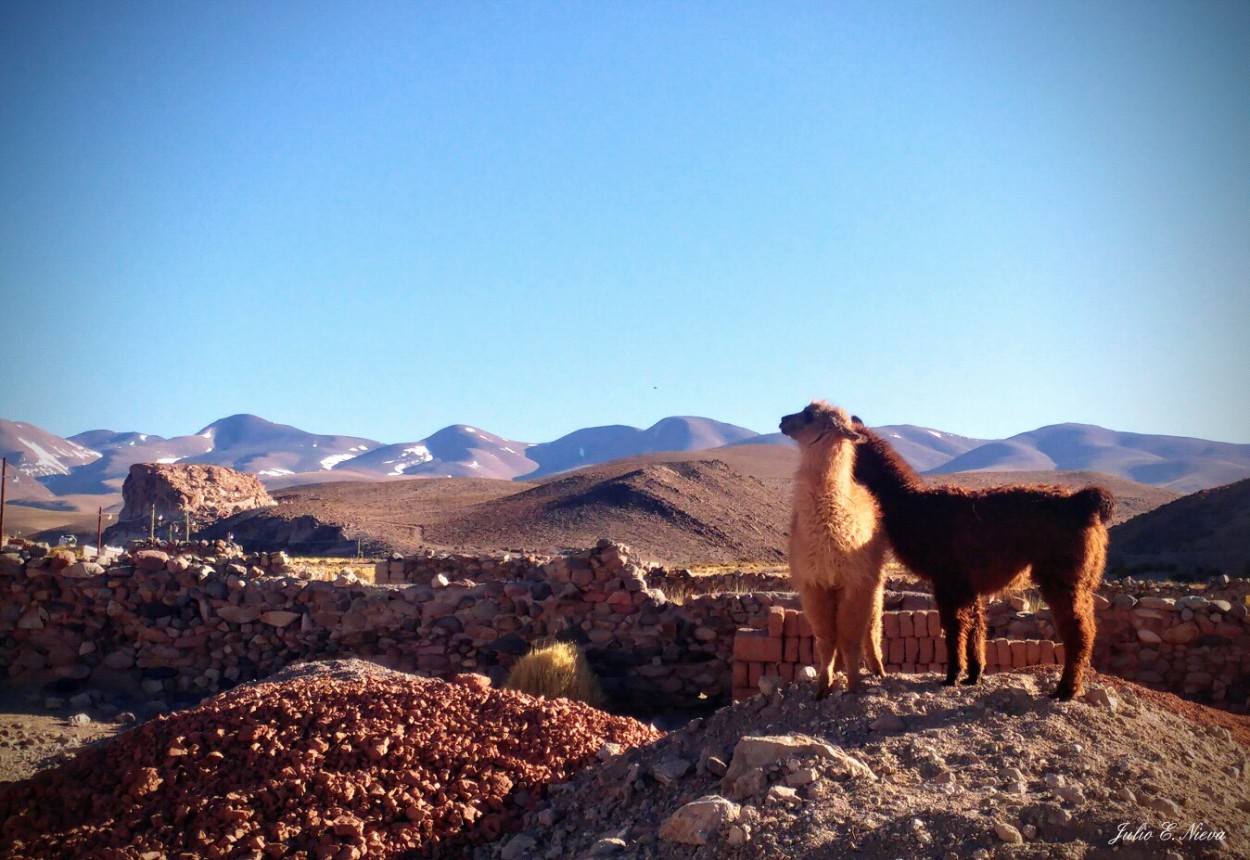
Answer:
4 413 1250 504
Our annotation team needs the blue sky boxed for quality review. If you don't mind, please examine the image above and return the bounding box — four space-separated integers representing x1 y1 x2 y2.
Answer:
3 1 1248 445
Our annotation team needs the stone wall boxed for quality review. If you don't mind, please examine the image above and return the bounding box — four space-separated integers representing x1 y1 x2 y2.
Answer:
0 541 779 712
3 538 1248 714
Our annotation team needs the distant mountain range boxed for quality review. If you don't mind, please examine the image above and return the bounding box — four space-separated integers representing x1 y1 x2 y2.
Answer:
3 413 1249 507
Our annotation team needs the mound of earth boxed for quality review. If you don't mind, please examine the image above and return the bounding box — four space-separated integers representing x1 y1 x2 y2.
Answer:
497 667 1250 859
1109 477 1250 580
425 459 790 565
0 660 660 860
196 477 522 555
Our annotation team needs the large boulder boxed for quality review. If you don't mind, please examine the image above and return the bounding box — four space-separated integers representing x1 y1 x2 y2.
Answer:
103 463 274 544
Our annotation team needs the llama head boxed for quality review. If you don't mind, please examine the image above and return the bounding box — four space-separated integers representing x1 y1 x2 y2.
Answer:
780 400 863 447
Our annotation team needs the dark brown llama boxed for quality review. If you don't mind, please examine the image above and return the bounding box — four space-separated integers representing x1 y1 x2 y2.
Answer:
850 419 1114 700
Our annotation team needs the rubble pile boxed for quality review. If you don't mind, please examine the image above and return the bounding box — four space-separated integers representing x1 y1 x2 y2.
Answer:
0 660 661 859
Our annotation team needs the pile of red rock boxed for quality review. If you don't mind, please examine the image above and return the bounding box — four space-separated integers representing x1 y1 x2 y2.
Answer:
0 660 661 859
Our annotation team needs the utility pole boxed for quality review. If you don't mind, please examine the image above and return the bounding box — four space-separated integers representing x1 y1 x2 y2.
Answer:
0 457 7 543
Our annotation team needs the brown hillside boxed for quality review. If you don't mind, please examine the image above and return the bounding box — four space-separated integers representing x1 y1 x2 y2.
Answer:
425 459 790 565
1109 477 1250 579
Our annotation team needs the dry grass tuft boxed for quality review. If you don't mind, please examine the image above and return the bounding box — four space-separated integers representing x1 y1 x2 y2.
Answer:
504 640 604 708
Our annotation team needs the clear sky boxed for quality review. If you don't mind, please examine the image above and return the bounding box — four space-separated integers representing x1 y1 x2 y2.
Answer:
2 1 1248 446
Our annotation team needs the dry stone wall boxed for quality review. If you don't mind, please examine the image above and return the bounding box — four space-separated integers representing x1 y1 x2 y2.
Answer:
3 537 1248 713
0 540 778 712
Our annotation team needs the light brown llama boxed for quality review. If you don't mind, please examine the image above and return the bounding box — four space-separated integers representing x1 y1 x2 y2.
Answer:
780 401 888 696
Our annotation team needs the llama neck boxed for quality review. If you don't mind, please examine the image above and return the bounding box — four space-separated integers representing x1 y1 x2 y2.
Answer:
796 437 856 504
854 431 922 508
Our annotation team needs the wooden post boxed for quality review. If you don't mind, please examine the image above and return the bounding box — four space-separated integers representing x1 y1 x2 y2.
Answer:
184 512 190 542
150 504 156 541
0 457 7 542
96 507 104 557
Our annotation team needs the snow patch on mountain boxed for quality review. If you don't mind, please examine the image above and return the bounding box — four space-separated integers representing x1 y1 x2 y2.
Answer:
319 453 358 470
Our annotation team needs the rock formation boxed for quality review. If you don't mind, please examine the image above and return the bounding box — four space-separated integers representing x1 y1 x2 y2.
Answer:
102 463 274 544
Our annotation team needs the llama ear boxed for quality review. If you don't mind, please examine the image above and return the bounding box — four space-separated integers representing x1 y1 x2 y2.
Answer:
851 415 865 428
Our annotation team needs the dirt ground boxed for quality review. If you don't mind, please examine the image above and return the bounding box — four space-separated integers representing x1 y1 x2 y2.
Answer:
0 706 123 784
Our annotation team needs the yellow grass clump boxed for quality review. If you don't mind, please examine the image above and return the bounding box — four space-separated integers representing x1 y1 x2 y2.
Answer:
504 640 604 708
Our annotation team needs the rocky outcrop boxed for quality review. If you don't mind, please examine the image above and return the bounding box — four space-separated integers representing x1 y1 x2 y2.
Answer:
103 463 274 544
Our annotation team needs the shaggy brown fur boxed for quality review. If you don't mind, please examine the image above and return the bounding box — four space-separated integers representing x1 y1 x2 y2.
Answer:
781 402 888 696
850 419 1115 700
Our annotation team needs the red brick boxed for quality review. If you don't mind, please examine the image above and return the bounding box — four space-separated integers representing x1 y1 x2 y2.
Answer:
927 611 943 638
733 687 754 703
882 612 900 639
748 661 762 688
733 660 747 688
800 637 814 665
784 636 799 663
904 637 919 663
901 662 916 674
1026 640 1042 666
1039 640 1056 665
780 662 795 682
888 639 906 664
995 639 1013 669
898 611 915 638
919 637 934 664
794 613 813 637
734 631 782 663
767 607 786 638
1010 640 1028 668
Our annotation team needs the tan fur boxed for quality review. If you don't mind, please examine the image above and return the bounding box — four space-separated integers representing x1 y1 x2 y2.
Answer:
781 401 888 695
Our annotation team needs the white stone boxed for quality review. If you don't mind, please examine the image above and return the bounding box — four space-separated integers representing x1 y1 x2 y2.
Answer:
723 734 875 793
658 795 740 846
767 785 800 805
994 822 1024 844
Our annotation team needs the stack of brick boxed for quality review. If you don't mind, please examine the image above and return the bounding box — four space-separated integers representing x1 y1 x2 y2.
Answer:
731 606 1068 702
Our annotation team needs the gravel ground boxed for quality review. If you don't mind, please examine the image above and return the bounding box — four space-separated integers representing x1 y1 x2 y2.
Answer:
495 666 1250 860
4 662 1249 860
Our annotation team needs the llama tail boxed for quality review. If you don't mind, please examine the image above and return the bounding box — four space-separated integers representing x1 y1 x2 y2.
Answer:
1074 486 1116 525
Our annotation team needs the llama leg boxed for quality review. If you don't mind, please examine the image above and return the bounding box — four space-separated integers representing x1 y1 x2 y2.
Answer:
935 590 969 686
799 585 840 699
1043 584 1096 700
864 580 886 677
962 598 987 686
835 587 876 693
